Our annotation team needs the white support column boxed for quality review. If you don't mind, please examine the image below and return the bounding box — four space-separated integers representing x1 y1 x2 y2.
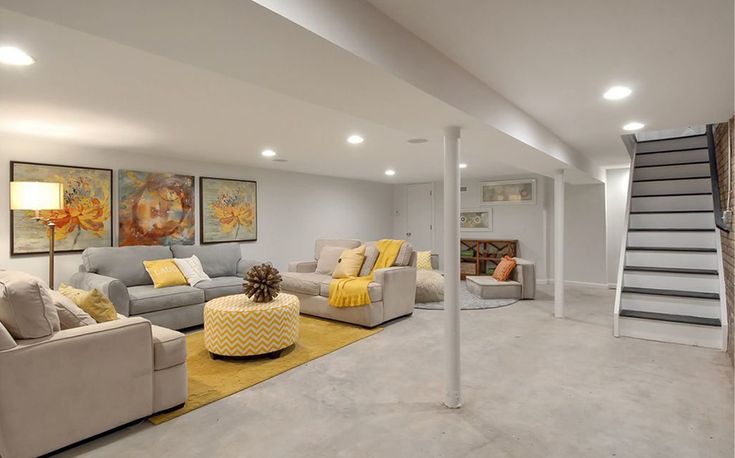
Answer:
443 126 462 408
554 169 565 318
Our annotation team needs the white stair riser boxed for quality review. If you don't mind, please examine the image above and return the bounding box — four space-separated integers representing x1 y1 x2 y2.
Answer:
634 149 708 166
627 231 716 248
628 212 715 229
634 162 710 181
632 178 711 196
621 293 721 319
630 195 713 212
618 316 722 348
636 136 708 153
623 271 719 293
625 250 718 270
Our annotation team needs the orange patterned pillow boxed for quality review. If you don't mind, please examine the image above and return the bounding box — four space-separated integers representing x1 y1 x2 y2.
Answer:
492 256 517 281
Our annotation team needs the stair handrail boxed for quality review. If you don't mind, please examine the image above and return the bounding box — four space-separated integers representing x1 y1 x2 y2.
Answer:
613 140 636 336
706 123 729 232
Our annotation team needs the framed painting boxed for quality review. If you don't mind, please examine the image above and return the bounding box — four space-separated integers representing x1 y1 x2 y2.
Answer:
118 170 195 246
200 176 257 244
460 208 492 231
10 161 113 255
481 178 536 205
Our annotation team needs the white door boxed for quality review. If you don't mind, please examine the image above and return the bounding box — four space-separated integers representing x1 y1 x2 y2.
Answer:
405 183 434 250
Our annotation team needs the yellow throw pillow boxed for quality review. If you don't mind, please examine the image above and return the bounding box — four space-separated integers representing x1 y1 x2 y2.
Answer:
58 284 118 323
416 251 433 270
332 245 367 279
143 259 188 288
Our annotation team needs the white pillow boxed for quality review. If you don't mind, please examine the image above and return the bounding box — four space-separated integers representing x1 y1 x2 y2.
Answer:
315 246 346 275
174 255 211 286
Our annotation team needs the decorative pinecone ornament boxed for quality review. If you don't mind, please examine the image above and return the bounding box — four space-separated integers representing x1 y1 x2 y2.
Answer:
243 263 282 303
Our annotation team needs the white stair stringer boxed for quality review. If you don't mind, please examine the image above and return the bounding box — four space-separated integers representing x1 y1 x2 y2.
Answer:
614 130 726 350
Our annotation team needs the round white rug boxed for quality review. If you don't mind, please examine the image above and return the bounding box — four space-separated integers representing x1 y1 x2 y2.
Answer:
415 280 518 310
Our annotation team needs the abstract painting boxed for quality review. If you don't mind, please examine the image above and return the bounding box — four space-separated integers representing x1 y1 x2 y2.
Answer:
118 170 195 246
200 176 257 243
481 178 536 205
460 208 492 231
11 161 112 255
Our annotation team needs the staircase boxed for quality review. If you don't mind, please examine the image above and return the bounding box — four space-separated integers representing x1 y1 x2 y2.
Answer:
614 128 728 349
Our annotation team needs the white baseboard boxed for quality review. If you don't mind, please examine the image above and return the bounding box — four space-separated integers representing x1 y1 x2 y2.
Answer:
538 278 609 289
607 283 617 290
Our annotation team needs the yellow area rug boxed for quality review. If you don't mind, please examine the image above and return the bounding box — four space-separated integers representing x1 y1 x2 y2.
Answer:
149 316 381 424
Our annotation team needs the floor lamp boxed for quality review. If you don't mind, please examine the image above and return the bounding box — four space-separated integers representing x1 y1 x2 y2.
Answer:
10 181 64 288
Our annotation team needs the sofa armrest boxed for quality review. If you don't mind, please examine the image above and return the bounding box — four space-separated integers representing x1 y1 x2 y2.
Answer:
373 266 416 319
237 258 261 276
70 271 130 316
0 318 154 458
512 258 536 299
288 260 317 273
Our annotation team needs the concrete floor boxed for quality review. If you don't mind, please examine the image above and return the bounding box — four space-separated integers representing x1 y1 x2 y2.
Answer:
58 285 734 458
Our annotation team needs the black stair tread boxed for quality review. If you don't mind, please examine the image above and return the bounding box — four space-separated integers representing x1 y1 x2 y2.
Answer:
633 176 711 183
624 266 719 275
627 246 716 252
619 309 721 327
636 147 709 155
622 286 720 300
631 192 712 198
636 134 706 144
630 210 713 214
628 228 715 232
635 161 710 169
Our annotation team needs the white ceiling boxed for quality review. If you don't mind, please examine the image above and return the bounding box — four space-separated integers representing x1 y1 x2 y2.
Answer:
369 0 734 168
0 1 568 184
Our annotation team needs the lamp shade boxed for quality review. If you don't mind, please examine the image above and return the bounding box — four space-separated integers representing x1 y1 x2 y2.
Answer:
10 181 64 211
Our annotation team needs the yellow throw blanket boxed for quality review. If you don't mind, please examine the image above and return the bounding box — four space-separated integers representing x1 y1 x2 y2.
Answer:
329 239 404 307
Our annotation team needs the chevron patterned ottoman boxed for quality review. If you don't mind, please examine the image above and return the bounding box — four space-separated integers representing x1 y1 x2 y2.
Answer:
203 293 300 358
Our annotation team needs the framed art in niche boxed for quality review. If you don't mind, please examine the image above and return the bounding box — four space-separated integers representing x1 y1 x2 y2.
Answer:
10 161 113 255
200 176 257 243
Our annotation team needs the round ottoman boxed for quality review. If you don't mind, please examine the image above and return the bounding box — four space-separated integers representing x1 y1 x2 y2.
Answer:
203 293 300 358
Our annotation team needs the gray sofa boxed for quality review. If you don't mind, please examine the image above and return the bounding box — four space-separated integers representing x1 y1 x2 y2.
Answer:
70 243 260 330
281 239 417 328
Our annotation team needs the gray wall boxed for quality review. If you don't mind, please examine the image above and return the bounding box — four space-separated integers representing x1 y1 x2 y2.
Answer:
0 137 394 287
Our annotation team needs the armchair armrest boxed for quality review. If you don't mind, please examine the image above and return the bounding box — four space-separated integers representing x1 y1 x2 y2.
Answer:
237 258 261 276
512 258 536 299
288 260 318 273
70 271 130 316
0 318 154 458
373 266 416 319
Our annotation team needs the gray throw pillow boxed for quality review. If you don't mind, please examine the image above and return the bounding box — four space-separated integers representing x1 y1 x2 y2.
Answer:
49 290 96 329
315 246 345 275
359 245 380 277
0 271 60 339
0 322 16 350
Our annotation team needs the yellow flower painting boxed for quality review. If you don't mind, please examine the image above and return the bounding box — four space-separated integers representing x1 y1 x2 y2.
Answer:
11 162 113 255
200 177 257 243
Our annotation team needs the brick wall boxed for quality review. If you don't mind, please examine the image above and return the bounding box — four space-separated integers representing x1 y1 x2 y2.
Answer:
714 120 734 364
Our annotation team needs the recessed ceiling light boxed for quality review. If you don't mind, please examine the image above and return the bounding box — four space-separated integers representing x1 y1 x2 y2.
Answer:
384 169 396 176
0 46 34 66
623 122 645 131
603 86 632 100
261 149 276 157
347 135 364 144
459 163 468 169
407 138 428 144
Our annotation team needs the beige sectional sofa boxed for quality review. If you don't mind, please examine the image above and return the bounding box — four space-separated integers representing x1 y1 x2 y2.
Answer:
281 239 417 327
0 271 187 458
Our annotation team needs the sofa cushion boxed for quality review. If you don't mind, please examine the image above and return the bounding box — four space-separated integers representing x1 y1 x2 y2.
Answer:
151 324 187 370
365 241 413 267
332 245 366 279
128 284 205 315
359 244 380 277
0 271 60 339
196 276 244 301
82 246 173 286
171 244 241 278
173 255 211 286
281 272 331 296
49 290 96 329
319 280 382 303
0 321 16 350
315 246 345 275
314 239 361 260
